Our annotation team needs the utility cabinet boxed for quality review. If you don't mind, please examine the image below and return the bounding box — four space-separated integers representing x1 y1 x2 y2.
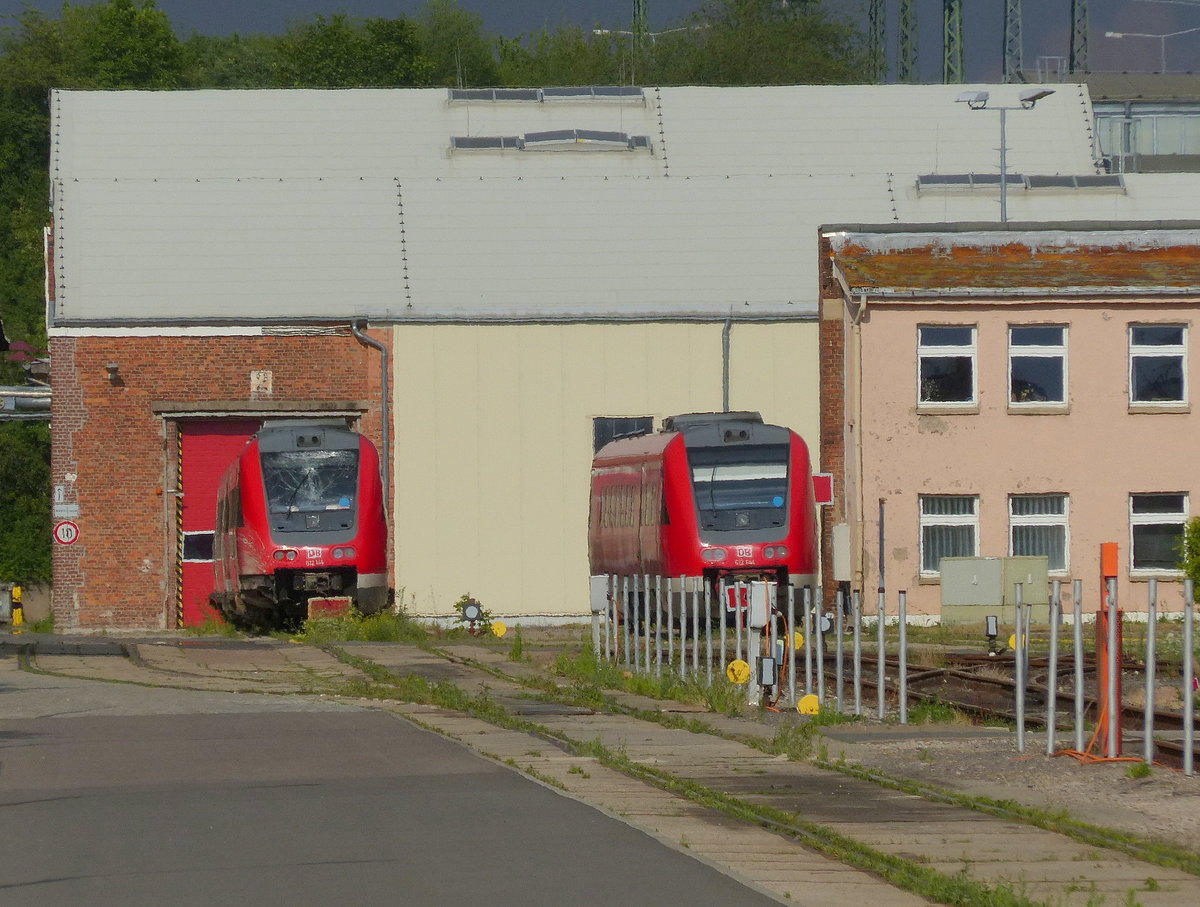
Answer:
939 556 1050 624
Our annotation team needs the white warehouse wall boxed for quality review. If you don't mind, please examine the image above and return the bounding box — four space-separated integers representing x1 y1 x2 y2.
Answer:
390 321 819 620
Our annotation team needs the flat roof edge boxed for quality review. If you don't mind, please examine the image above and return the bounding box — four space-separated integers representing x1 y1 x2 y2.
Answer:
821 220 1200 236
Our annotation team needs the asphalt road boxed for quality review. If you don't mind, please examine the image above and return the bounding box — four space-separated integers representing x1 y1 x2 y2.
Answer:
0 656 777 905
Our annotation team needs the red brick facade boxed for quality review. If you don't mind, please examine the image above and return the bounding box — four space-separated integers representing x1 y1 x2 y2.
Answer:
817 234 848 603
49 330 388 629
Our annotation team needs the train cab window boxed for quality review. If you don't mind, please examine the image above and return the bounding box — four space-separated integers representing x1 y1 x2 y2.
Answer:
689 444 789 532
262 449 358 514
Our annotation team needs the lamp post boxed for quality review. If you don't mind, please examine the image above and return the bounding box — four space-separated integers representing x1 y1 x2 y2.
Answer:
955 88 1055 224
1105 27 1200 73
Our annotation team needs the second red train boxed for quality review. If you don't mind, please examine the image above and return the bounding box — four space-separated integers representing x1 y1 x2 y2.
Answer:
588 411 818 597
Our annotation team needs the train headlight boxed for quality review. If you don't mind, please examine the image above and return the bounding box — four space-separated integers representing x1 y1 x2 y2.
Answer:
776 545 788 558
286 550 298 561
273 550 284 561
701 548 728 563
332 547 342 559
343 546 355 559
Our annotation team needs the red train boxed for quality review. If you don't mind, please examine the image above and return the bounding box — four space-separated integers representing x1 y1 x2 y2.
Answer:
211 421 389 628
588 412 818 595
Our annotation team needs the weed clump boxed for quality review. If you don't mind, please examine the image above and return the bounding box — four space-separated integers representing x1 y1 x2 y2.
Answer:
296 609 428 644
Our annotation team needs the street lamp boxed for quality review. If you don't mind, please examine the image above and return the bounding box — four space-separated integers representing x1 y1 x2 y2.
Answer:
955 88 1055 224
1105 27 1200 73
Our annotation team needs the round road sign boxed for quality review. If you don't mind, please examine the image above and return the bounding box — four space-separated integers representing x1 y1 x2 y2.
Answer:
53 520 80 545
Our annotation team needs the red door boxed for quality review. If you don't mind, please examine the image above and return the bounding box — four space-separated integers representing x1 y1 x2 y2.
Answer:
178 420 260 626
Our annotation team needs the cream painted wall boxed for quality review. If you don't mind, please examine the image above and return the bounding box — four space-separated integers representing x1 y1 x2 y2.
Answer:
391 321 819 619
854 301 1200 617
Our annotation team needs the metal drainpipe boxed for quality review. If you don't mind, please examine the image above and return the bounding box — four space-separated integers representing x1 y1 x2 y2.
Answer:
351 322 390 517
721 317 732 412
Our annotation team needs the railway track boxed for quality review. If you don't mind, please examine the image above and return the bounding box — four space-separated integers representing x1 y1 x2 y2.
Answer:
843 653 1199 768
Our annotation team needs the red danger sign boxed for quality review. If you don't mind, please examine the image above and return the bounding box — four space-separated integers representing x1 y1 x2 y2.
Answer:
53 520 80 545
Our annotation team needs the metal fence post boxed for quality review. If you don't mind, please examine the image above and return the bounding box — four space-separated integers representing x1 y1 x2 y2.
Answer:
815 587 826 704
1144 578 1158 765
655 576 664 676
835 586 845 713
803 586 814 695
719 579 728 680
705 580 714 685
1184 579 1194 777
691 577 701 677
642 574 652 674
1047 580 1060 756
852 589 862 716
1015 581 1026 754
666 577 675 672
620 576 630 667
877 589 886 720
1106 577 1119 759
787 584 797 708
1072 578 1084 753
897 590 908 724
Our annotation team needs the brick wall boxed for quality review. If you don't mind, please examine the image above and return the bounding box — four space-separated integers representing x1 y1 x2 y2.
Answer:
49 330 388 630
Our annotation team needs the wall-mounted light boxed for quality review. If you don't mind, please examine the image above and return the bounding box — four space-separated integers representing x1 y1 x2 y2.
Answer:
105 362 121 384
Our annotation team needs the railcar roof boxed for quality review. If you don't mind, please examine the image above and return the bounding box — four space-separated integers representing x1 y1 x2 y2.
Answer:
592 430 678 464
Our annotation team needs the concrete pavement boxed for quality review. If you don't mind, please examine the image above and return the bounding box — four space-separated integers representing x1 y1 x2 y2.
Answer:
6 632 1200 905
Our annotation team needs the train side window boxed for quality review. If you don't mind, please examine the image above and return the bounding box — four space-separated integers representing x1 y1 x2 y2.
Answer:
593 416 653 452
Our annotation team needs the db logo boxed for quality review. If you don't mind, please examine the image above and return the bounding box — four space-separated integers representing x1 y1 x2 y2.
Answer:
735 545 753 558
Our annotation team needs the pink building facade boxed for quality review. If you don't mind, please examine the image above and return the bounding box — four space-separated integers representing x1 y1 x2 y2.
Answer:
820 224 1200 619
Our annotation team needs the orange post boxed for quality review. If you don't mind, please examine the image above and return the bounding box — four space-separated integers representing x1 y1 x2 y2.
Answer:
1096 542 1123 755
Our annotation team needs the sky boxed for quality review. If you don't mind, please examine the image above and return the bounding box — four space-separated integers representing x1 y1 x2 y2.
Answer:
1 0 1198 82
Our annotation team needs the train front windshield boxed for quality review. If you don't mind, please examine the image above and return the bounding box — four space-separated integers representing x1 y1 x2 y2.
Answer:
262 449 359 514
690 444 789 531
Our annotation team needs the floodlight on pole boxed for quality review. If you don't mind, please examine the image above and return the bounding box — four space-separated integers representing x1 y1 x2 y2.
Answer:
1105 26 1200 73
954 89 1055 224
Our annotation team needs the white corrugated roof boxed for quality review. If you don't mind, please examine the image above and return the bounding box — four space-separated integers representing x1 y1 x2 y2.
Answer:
51 84 1194 325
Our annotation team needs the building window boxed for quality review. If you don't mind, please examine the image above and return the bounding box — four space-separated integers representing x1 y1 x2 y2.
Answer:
919 495 978 575
1130 493 1188 573
1129 324 1187 406
1009 325 1066 406
1009 494 1068 572
593 416 653 453
918 325 976 407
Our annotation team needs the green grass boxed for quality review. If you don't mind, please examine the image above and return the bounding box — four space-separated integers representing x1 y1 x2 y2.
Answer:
183 615 241 638
908 696 968 725
294 610 429 645
22 614 55 634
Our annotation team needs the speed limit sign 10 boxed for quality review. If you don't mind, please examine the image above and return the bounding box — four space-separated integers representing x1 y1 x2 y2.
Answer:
53 520 80 545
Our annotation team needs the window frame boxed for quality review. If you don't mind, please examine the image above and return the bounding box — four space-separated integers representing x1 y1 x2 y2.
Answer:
917 324 978 410
1008 494 1070 574
918 494 980 577
1008 324 1068 411
1128 323 1188 409
1129 493 1189 575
